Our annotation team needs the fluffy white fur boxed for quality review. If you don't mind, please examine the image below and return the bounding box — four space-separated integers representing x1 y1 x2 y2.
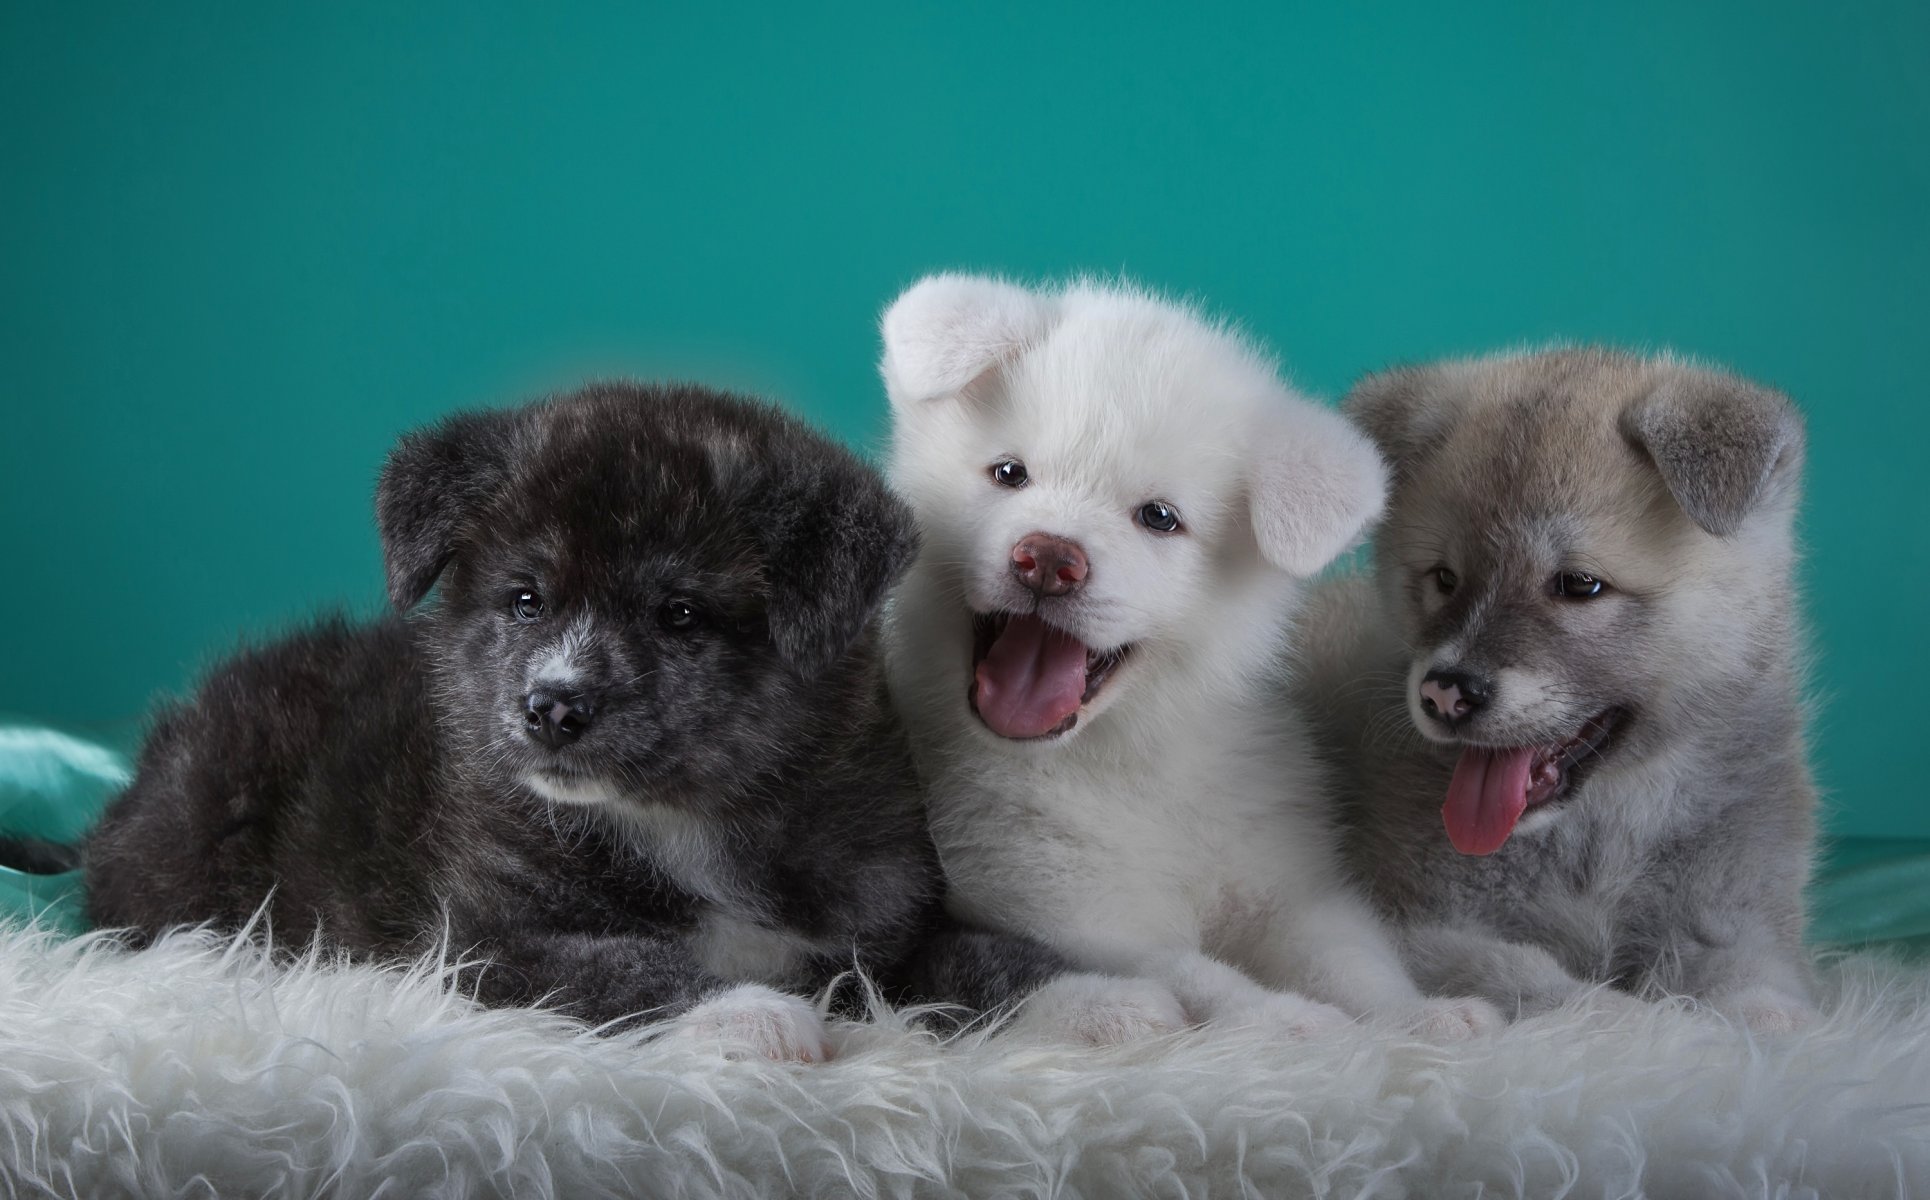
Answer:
1 924 1925 1197
879 274 1486 1037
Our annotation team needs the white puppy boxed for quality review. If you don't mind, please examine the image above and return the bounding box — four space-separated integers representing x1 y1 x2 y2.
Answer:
880 275 1498 1040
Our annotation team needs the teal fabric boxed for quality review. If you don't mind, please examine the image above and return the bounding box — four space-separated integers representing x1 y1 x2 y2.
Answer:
5 718 1925 955
0 719 136 934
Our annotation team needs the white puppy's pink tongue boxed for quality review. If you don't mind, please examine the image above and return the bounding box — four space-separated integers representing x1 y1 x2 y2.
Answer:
1441 747 1536 855
974 614 1088 739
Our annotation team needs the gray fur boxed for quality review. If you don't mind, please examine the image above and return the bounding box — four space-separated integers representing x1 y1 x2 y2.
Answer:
1300 348 1818 1026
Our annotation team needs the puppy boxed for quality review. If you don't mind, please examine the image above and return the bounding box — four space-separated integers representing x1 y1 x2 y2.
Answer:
1301 348 1817 1031
880 274 1498 1039
85 382 1124 1060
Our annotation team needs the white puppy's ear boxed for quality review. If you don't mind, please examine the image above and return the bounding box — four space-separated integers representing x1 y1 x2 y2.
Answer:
1248 400 1390 577
879 274 1056 407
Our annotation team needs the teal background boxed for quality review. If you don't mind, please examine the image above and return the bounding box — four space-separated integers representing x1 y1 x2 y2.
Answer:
3 4 1925 838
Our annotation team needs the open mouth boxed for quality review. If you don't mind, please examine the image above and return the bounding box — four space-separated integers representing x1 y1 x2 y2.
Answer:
968 612 1130 740
1440 707 1627 856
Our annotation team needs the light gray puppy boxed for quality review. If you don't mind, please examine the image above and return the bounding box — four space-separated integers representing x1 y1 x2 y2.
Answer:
1300 347 1818 1032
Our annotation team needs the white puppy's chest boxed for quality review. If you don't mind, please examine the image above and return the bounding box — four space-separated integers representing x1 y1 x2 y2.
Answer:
931 734 1317 953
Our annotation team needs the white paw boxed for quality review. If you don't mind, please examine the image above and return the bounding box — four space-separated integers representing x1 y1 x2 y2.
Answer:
1715 986 1816 1034
1220 991 1355 1039
1400 996 1504 1041
674 984 832 1062
1007 972 1190 1046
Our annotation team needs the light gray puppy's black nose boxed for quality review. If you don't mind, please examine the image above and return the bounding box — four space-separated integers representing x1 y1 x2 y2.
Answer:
1012 533 1089 597
1420 668 1490 727
524 689 595 748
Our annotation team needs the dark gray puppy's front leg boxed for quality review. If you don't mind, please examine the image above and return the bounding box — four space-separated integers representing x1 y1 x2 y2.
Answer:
464 928 730 1028
898 922 1072 1018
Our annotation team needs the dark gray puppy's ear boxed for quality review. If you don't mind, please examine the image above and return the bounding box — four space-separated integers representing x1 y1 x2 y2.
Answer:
1619 368 1805 536
1342 365 1459 473
376 409 518 610
754 443 920 679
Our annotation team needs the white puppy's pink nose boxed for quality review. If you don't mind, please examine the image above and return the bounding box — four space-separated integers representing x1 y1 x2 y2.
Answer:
1011 533 1089 598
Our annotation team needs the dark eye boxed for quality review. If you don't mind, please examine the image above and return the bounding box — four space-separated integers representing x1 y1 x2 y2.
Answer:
512 591 545 622
1554 572 1607 599
990 459 1029 488
1431 567 1458 595
659 598 702 632
1137 500 1181 533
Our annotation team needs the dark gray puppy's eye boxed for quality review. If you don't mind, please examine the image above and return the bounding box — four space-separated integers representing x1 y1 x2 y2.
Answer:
990 459 1029 488
512 591 545 622
660 598 701 632
1137 500 1181 533
1431 567 1458 595
1554 572 1607 599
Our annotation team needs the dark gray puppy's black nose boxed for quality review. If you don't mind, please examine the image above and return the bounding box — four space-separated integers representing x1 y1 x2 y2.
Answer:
524 689 595 748
1419 668 1491 727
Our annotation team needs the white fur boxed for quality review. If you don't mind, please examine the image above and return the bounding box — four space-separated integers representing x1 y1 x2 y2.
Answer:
878 275 1465 1034
2 924 1923 1194
673 982 831 1062
605 800 735 905
691 910 832 985
528 612 594 689
1003 971 1191 1047
521 772 620 806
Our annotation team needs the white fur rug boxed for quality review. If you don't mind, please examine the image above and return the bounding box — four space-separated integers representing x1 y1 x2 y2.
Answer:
1 924 1925 1198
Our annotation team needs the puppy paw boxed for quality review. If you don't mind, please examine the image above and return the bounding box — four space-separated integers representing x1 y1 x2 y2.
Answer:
1714 985 1816 1034
1220 991 1355 1040
1007 972 1190 1046
674 984 832 1062
1399 996 1504 1041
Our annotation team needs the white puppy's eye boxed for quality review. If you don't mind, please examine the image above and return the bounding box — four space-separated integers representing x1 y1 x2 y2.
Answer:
990 459 1029 488
1136 500 1182 534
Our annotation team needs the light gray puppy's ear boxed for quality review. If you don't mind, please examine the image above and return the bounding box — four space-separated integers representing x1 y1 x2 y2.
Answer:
879 274 1057 408
1249 397 1390 577
1620 367 1805 536
1341 364 1460 472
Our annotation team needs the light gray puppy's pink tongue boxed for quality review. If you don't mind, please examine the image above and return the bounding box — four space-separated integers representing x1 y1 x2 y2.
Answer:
1442 746 1536 855
973 614 1088 739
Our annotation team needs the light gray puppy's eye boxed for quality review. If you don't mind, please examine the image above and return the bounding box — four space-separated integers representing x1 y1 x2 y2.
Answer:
1137 500 1181 534
990 459 1029 488
1553 572 1608 599
1430 567 1458 595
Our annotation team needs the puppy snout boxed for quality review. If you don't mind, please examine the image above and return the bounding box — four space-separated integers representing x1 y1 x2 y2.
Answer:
1419 668 1491 727
523 688 596 748
1011 533 1089 597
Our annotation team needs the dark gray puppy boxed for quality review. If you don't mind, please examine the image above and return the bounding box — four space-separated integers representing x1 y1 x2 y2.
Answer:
1299 348 1817 1032
83 382 1099 1060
